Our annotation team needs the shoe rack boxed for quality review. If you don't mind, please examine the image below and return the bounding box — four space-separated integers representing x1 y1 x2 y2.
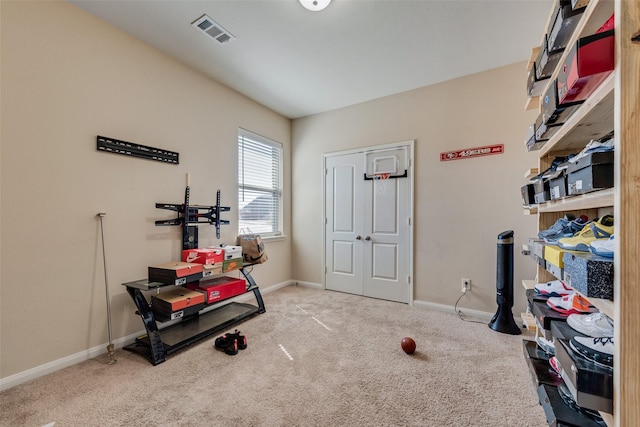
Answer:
522 1 640 425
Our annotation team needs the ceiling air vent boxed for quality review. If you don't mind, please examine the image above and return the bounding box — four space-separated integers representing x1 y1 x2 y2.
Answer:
191 14 236 45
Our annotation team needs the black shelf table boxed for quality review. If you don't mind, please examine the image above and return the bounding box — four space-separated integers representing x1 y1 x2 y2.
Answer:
122 265 265 365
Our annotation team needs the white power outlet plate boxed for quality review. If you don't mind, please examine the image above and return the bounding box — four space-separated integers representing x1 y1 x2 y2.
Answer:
461 278 471 292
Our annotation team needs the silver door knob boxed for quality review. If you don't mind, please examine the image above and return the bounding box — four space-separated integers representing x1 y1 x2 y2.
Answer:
355 235 362 240
365 236 371 241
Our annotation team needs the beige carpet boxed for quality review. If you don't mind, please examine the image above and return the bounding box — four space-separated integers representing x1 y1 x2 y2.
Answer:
0 285 547 426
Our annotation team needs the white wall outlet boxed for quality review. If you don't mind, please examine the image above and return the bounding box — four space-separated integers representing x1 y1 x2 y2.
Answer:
461 278 471 292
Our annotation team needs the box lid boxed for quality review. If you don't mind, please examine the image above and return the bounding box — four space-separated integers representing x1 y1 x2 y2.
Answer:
149 262 203 277
566 151 614 174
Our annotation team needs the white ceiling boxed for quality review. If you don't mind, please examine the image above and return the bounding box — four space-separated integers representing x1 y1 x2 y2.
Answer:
69 0 552 119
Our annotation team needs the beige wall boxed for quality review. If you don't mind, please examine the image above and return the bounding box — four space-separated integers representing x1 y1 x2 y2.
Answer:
0 1 291 377
2 0 541 382
291 62 540 314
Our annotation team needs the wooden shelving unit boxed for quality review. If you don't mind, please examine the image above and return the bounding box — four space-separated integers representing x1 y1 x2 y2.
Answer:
521 1 640 425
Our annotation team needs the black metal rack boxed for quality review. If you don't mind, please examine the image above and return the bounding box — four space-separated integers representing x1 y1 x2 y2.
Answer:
123 265 265 365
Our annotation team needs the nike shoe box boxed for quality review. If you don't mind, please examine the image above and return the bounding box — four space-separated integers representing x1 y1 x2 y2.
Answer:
521 183 536 205
532 179 551 204
563 251 614 300
537 384 608 427
151 287 205 322
541 79 583 127
187 276 246 304
522 340 564 389
555 338 613 413
202 263 223 278
572 0 590 10
148 262 203 286
527 62 549 97
222 258 243 272
547 262 564 281
557 30 615 104
181 248 224 266
546 0 586 54
211 245 243 260
566 151 614 195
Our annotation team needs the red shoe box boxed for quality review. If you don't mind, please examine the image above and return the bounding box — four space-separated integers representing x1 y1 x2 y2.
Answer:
148 262 203 286
188 276 246 304
181 248 224 265
557 30 614 104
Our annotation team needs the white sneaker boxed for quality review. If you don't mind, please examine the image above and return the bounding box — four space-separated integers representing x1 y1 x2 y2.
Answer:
590 235 614 258
567 312 614 338
570 336 614 368
536 336 555 355
534 280 574 297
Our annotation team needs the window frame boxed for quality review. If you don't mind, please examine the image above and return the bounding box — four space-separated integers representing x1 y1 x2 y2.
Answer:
237 128 283 238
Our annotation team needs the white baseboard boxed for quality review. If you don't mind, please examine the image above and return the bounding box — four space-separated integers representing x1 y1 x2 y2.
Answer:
0 279 295 392
292 280 323 290
413 299 495 322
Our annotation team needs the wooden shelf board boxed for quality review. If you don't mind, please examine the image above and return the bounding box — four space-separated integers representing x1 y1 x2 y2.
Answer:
524 95 539 111
523 206 538 215
578 292 615 319
599 412 614 427
520 312 537 331
524 168 539 180
527 46 540 71
537 188 614 213
522 279 536 290
540 74 614 157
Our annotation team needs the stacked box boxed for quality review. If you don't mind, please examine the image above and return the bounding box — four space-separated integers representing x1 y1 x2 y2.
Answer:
151 288 205 321
187 276 246 304
566 152 614 196
563 251 614 300
148 262 203 286
181 248 224 266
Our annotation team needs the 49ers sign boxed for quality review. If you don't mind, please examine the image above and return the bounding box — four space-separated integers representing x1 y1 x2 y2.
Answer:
440 144 504 162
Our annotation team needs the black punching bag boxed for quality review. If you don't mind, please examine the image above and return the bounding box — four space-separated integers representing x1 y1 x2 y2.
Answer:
489 230 521 335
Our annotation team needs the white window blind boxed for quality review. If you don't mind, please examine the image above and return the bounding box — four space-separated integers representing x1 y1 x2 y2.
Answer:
238 129 283 236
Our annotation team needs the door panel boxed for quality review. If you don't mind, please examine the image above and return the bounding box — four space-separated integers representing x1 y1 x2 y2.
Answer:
325 154 363 296
325 145 411 303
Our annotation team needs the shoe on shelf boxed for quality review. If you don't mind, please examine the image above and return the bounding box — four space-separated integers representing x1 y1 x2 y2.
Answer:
539 214 589 243
557 215 614 252
549 356 562 376
567 312 614 338
546 293 593 315
557 383 606 423
536 336 555 355
570 336 614 368
590 235 615 258
534 280 574 297
214 334 238 355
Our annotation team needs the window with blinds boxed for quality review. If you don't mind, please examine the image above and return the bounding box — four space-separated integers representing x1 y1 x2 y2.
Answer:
238 129 283 236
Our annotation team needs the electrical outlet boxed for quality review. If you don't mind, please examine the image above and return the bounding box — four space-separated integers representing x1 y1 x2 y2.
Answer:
461 278 471 292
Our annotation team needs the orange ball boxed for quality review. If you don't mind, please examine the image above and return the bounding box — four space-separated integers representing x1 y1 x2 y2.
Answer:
401 337 416 354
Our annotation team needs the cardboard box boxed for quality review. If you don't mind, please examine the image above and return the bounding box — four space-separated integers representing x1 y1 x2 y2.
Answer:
557 30 614 104
541 79 583 127
524 123 548 152
532 300 568 331
521 183 536 205
210 245 243 260
188 276 246 304
181 248 224 265
563 251 614 300
148 262 203 286
537 384 607 427
556 339 613 413
222 258 243 272
535 114 560 142
151 288 205 321
549 171 568 200
544 244 576 268
535 36 564 79
533 179 551 204
567 152 614 195
546 1 585 54
202 263 223 278
546 262 563 280
527 62 549 97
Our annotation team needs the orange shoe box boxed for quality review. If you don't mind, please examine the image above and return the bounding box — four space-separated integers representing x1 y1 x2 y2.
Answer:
151 288 205 321
148 262 203 285
188 276 246 304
